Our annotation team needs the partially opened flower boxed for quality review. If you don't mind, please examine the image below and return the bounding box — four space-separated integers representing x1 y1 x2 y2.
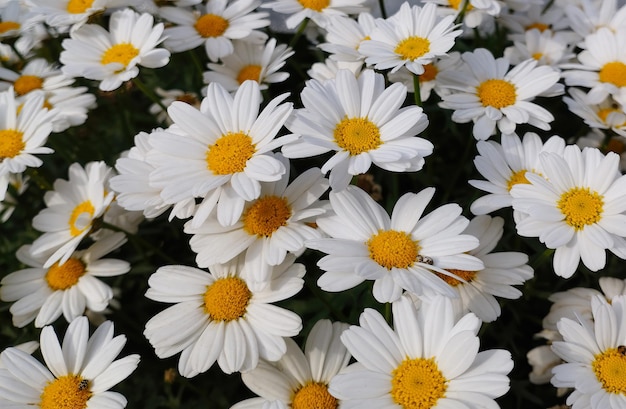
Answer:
0 316 140 409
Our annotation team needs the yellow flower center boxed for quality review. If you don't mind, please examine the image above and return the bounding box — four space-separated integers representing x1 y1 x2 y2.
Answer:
45 258 87 291
477 79 517 109
419 64 438 83
367 229 419 270
194 14 229 38
40 375 91 409
237 64 262 84
448 0 473 10
205 132 256 175
526 22 549 31
0 129 25 159
333 117 381 155
14 75 43 95
297 0 329 11
0 21 20 34
434 269 476 286
592 347 626 394
66 0 94 14
599 62 626 88
557 187 604 230
243 195 291 237
532 52 543 61
203 276 251 321
101 43 139 67
391 357 448 409
292 382 338 409
506 169 531 191
69 200 95 237
395 36 431 61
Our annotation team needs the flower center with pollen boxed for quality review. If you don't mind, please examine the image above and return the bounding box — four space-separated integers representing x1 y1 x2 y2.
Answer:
292 382 338 409
203 276 251 321
0 129 25 159
334 117 381 155
420 64 438 83
435 269 476 286
237 64 262 84
448 0 473 10
206 132 256 175
557 187 603 230
367 230 418 270
0 21 20 34
39 375 91 409
395 36 431 61
69 200 95 237
391 357 448 409
507 169 531 191
14 75 43 95
243 195 291 237
592 347 626 394
101 43 139 67
66 0 94 13
599 62 626 88
477 79 517 109
45 258 87 291
195 14 229 38
298 0 329 11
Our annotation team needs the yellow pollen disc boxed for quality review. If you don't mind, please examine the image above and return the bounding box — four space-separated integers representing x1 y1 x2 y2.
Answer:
69 200 95 237
477 79 517 109
395 36 431 61
205 132 256 175
0 129 25 159
292 382 338 409
66 0 94 14
203 276 251 321
176 93 199 105
333 117 381 155
0 21 20 34
194 13 229 38
237 64 262 84
435 269 476 287
297 0 330 11
14 75 43 95
40 375 91 409
367 230 418 270
243 195 291 237
532 52 543 61
391 357 448 409
592 348 626 394
506 169 531 191
419 64 438 83
45 258 87 291
101 43 139 67
597 107 621 123
599 62 626 88
526 22 549 31
448 0 473 10
557 187 604 230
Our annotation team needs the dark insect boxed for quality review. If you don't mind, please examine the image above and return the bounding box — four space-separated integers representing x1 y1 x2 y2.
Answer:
416 255 433 265
618 345 626 355
78 379 89 391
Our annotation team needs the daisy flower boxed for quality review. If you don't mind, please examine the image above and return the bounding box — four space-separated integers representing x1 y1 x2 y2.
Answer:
203 37 294 93
0 88 54 201
184 160 329 283
0 232 129 328
422 214 533 323
0 316 140 409
424 0 503 29
282 68 432 191
438 48 562 140
0 0 34 39
562 27 626 106
510 144 626 278
468 132 566 215
160 0 270 61
28 0 134 32
143 254 304 376
329 295 514 408
564 0 626 40
307 185 484 303
29 161 116 268
110 131 196 220
564 87 626 137
147 80 293 227
0 58 60 96
358 2 462 75
317 12 376 63
261 0 367 30
306 58 363 82
551 294 626 408
499 2 576 44
60 8 171 92
503 28 573 68
232 319 351 409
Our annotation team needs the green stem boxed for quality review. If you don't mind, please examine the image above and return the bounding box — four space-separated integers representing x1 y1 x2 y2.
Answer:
289 18 310 49
454 0 470 25
132 77 167 112
412 74 422 107
378 0 387 19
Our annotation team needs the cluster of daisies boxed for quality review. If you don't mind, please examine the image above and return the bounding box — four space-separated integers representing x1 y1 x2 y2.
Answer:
2 0 626 407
